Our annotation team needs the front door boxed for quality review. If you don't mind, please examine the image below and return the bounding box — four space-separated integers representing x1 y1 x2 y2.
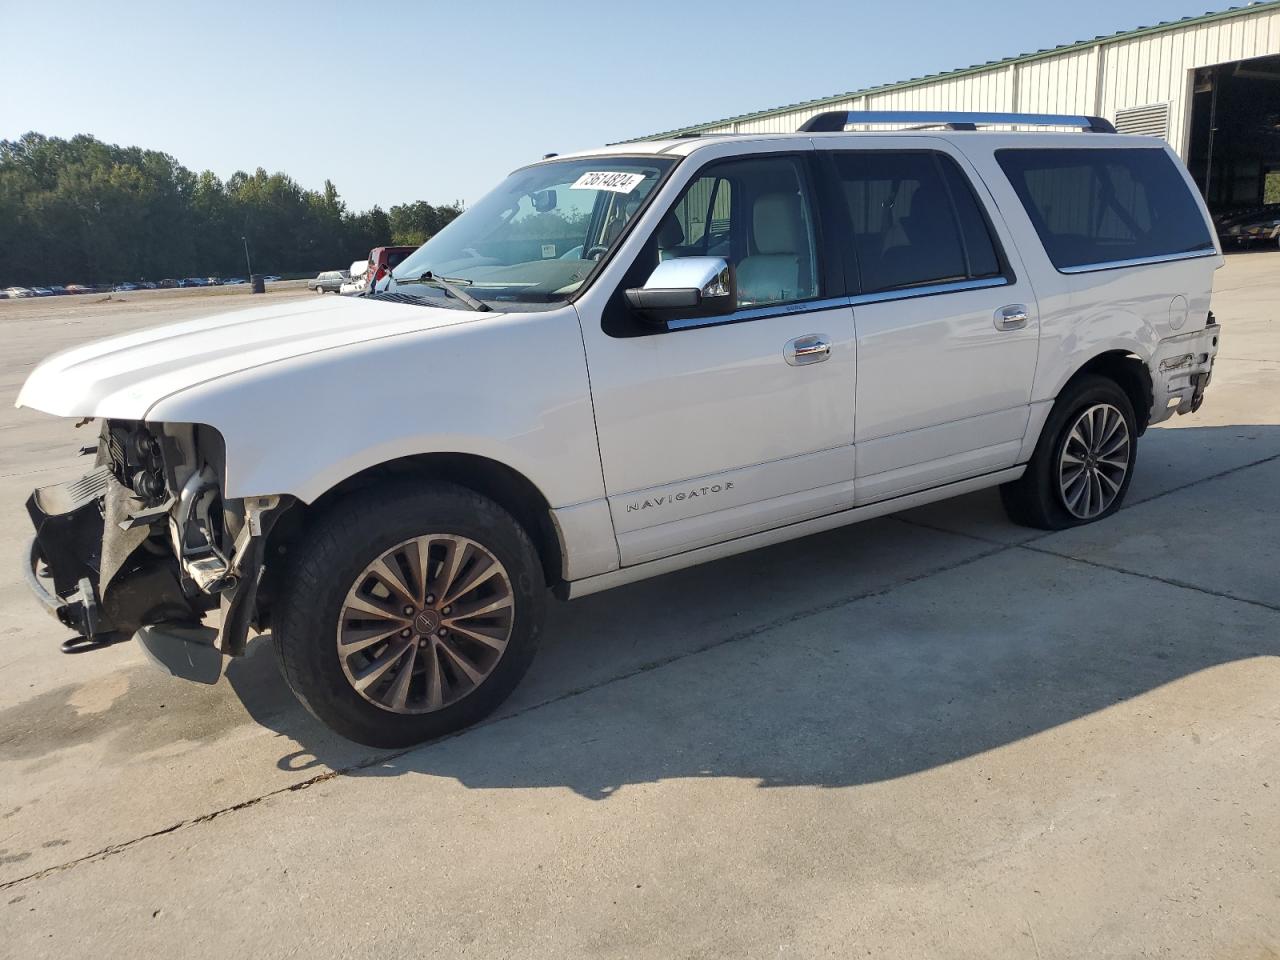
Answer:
579 151 857 566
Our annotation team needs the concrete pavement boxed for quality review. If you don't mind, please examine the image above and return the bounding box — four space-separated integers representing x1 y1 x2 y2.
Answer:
0 257 1277 958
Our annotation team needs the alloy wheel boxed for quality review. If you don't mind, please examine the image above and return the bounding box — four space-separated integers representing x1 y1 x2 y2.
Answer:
337 535 514 714
1057 402 1130 520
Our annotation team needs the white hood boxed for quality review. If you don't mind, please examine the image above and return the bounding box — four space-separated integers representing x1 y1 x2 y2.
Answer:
16 294 483 420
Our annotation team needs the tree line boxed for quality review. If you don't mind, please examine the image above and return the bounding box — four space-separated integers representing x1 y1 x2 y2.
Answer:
0 132 462 286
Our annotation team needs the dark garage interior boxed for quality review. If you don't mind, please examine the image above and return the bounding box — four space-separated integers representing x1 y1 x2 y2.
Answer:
1188 53 1280 218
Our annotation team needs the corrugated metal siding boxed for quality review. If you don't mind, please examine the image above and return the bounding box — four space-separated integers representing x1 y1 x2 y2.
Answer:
1015 47 1098 114
646 4 1280 158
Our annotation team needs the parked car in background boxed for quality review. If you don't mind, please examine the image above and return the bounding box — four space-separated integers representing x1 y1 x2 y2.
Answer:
365 245 418 289
181 278 209 287
262 275 281 282
5 287 36 298
221 278 246 286
48 285 68 296
308 270 349 294
114 282 138 292
31 287 54 296
1217 204 1280 248
158 279 179 289
139 281 157 290
339 259 368 295
64 284 92 295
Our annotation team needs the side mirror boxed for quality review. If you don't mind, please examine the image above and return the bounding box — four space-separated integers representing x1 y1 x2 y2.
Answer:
624 256 735 324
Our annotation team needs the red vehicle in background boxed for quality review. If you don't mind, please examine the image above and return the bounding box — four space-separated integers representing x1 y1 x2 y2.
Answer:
365 245 417 286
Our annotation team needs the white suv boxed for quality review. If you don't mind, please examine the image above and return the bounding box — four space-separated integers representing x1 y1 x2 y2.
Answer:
18 112 1221 746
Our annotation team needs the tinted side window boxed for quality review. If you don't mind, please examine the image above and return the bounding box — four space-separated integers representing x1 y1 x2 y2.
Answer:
940 159 1001 279
657 155 820 308
996 148 1215 270
832 152 1000 293
668 174 732 256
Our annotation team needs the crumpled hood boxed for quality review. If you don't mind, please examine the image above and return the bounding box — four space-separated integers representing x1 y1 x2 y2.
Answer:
16 294 483 420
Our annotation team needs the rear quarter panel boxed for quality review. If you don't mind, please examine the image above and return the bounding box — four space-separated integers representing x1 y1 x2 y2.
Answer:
957 136 1222 403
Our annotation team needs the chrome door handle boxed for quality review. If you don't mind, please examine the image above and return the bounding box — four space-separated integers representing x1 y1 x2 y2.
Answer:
995 304 1030 331
784 334 831 366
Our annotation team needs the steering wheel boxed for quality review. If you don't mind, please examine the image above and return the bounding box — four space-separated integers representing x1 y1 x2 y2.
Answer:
584 245 610 261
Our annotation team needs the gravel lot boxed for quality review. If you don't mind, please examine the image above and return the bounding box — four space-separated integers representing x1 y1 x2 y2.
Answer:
0 258 1277 959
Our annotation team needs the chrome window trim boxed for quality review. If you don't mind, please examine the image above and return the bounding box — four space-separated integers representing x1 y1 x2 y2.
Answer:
849 275 1008 306
665 276 1010 331
667 297 850 331
1057 249 1219 275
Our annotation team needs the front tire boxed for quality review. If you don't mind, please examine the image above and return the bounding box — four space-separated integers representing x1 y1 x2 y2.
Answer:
1000 374 1137 530
274 483 545 747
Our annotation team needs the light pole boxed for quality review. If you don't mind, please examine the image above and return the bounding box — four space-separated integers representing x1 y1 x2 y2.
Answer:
241 236 253 278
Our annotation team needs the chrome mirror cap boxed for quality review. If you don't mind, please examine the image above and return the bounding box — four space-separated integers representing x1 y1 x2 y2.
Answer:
623 257 736 323
643 256 732 298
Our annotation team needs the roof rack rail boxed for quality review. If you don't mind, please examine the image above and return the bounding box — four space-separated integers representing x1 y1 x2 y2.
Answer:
798 111 1116 134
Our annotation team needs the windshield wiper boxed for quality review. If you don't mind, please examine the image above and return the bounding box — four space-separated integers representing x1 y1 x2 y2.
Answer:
394 271 491 312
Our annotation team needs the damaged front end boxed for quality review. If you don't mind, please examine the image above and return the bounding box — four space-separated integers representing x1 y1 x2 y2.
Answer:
25 420 290 678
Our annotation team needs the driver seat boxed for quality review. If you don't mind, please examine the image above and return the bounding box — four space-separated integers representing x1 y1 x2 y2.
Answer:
737 193 809 305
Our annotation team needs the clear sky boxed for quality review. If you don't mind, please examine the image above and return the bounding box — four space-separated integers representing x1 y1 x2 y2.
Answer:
0 0 1231 212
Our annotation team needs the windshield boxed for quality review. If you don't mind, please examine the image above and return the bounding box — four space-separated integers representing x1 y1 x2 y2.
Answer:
390 156 675 306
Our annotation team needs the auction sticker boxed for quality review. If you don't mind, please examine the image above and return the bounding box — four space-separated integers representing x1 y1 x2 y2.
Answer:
570 171 646 194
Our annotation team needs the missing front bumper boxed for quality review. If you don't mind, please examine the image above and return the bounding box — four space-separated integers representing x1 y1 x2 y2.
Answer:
25 468 198 647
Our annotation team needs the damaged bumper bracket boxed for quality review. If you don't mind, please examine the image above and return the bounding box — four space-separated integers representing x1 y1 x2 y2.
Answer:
24 536 114 651
25 466 200 651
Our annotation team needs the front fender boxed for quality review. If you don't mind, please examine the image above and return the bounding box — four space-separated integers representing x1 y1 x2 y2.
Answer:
145 307 603 510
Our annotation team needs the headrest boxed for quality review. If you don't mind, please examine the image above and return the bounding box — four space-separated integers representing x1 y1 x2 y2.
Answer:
752 193 802 255
656 214 684 248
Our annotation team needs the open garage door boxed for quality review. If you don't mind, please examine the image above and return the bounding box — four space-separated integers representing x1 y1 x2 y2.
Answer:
1187 54 1280 232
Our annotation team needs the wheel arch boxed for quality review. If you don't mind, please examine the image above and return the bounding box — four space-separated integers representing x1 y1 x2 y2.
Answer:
1057 349 1154 436
260 453 566 619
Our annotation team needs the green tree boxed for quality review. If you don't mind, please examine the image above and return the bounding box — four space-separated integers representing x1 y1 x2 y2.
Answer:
0 132 458 286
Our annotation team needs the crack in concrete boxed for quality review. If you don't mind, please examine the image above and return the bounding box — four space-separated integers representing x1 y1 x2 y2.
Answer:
1017 544 1280 614
5 450 1278 892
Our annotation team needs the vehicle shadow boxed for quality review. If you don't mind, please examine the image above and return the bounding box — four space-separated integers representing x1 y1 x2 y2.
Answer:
223 422 1280 798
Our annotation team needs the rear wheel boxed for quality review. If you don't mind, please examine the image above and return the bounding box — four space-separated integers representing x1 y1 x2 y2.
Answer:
274 483 545 747
1000 374 1137 530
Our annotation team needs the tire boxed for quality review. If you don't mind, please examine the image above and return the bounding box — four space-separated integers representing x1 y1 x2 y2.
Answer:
1000 374 1137 530
273 482 545 747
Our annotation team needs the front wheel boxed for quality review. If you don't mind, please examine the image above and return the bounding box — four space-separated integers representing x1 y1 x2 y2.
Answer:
274 483 545 747
1000 374 1137 530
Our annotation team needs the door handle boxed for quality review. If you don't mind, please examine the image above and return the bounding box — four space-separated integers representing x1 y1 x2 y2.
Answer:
784 334 831 366
995 304 1030 331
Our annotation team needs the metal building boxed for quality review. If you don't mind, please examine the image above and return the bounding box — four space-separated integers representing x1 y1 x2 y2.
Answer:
639 2 1280 215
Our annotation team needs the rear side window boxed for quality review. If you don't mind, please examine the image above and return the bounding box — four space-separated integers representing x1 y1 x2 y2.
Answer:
996 148 1215 271
831 151 1004 293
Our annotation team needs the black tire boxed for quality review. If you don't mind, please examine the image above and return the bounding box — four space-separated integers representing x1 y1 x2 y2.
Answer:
273 482 545 747
1000 374 1138 530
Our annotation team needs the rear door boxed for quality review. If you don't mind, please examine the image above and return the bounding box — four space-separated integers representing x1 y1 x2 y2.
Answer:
822 140 1041 503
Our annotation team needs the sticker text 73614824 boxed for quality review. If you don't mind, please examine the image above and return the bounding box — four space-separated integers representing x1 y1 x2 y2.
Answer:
569 171 646 194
